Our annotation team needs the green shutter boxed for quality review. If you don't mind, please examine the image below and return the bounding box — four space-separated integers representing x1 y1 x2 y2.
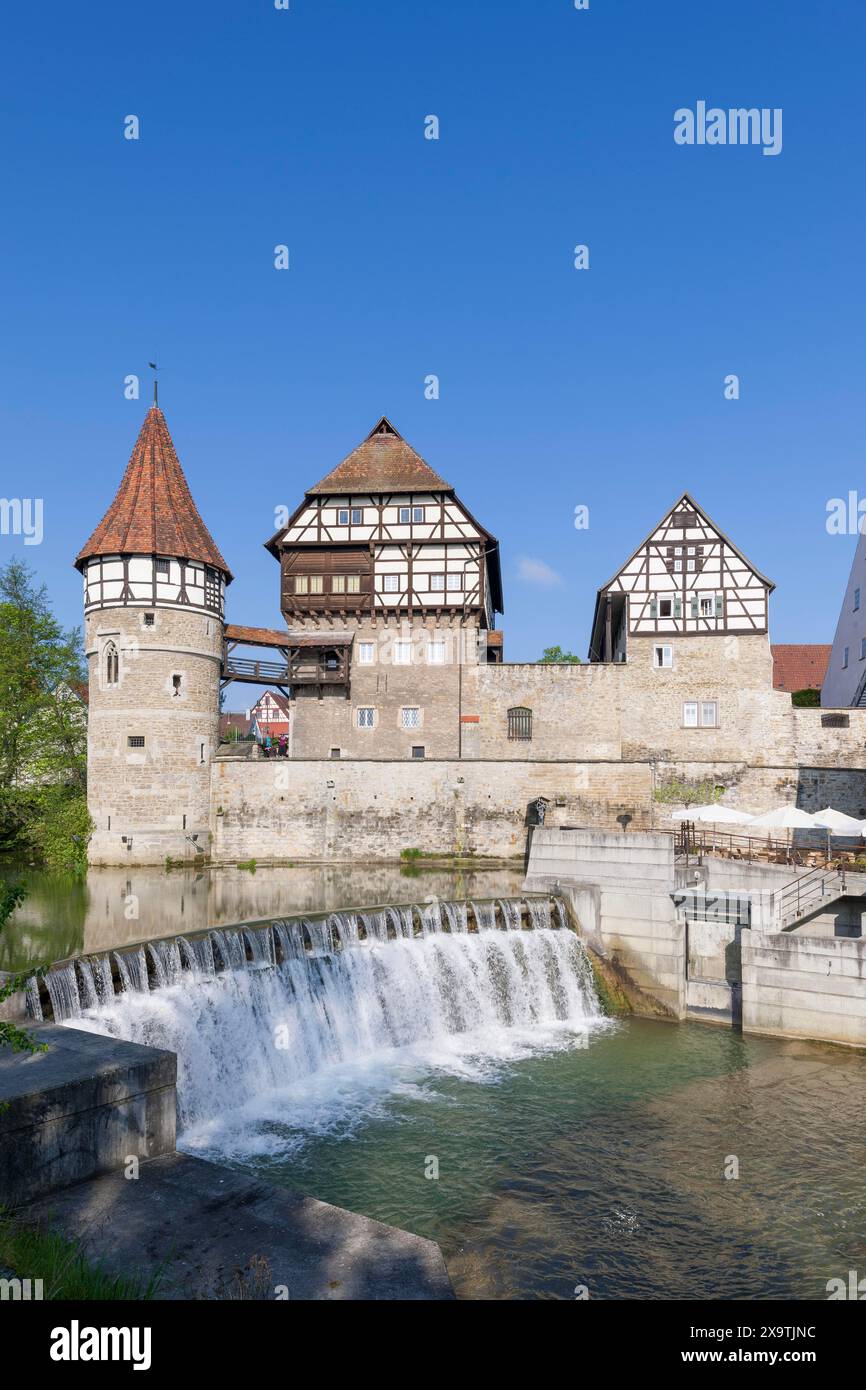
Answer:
715 594 724 618
674 596 682 618
649 598 658 619
690 595 699 618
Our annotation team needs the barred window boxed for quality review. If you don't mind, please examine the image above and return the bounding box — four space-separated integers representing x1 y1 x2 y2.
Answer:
357 707 374 729
401 707 421 729
127 735 145 748
507 706 532 741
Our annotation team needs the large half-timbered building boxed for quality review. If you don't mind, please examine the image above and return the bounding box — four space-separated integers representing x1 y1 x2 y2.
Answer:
262 416 504 757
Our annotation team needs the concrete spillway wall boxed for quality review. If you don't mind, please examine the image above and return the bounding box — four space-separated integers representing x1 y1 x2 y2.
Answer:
525 826 866 1048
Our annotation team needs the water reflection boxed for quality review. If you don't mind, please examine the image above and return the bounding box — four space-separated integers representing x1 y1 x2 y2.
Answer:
0 862 526 969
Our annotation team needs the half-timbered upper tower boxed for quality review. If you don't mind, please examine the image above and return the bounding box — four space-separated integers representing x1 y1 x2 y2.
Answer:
75 405 231 863
265 416 503 758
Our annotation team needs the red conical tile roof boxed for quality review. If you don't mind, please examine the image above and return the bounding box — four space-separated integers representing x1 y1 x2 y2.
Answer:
75 406 232 580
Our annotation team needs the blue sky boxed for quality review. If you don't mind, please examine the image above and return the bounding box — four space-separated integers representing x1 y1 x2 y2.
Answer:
1 0 864 669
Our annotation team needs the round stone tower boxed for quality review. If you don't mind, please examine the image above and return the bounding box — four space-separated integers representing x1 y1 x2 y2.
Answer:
75 404 232 865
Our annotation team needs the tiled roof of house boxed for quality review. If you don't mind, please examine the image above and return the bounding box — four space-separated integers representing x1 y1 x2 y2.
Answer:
307 417 453 495
254 690 291 716
75 406 232 579
771 644 831 692
219 712 252 737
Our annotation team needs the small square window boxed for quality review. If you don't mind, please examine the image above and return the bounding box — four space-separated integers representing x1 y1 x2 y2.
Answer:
357 707 374 729
683 701 698 727
357 642 375 665
330 747 341 759
351 508 362 525
411 746 425 759
155 558 170 577
295 576 309 594
382 574 401 593
413 506 424 522
127 735 145 748
143 612 155 626
430 573 445 591
446 573 462 590
309 576 323 594
346 574 360 593
700 597 714 617
654 645 673 669
393 642 412 665
427 641 446 664
337 509 349 525
399 507 411 523
402 707 421 729
332 575 346 593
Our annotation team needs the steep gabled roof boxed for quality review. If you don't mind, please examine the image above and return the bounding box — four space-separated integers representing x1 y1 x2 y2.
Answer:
306 417 453 494
74 406 232 579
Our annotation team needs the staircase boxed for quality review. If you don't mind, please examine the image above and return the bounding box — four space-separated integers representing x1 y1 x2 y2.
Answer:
774 866 848 931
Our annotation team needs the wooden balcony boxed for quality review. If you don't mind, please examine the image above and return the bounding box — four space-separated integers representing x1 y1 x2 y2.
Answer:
221 624 352 693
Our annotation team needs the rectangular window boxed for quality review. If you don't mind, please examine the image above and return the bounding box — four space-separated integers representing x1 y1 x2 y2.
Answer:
393 641 411 665
332 575 345 593
309 575 323 594
330 747 341 759
654 645 673 669
401 707 421 729
427 641 446 664
861 637 866 661
446 573 462 590
855 588 861 611
413 506 424 522
351 507 362 524
382 574 400 592
294 575 309 594
843 646 849 669
346 574 360 593
659 598 672 618
143 613 155 626
507 707 532 741
700 596 714 617
399 507 411 523
701 701 718 727
155 558 170 577
357 642 375 665
430 573 445 591
674 559 683 573
337 509 349 525
683 701 698 727
357 707 374 728
411 746 425 759
127 735 145 748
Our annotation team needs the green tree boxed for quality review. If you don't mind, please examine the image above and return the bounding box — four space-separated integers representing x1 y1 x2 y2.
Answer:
0 881 46 1055
0 558 91 871
538 645 582 664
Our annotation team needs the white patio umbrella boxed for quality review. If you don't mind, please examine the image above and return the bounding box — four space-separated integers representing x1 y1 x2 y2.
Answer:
672 804 755 824
746 805 818 857
810 807 864 835
746 806 817 829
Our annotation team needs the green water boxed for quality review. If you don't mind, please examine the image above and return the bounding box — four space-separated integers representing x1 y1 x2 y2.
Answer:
232 1018 866 1300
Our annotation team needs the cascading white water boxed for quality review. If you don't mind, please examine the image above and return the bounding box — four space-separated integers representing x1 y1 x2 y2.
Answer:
45 898 606 1160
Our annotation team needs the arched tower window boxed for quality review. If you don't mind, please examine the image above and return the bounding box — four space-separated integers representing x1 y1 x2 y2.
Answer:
507 706 532 741
104 641 119 686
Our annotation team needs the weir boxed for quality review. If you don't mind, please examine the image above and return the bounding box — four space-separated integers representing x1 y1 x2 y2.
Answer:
26 895 601 1141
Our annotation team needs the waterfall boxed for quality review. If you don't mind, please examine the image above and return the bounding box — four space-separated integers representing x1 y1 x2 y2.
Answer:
385 905 414 939
115 946 149 994
442 901 468 934
63 904 604 1159
245 927 275 968
25 976 43 1021
499 898 523 931
472 901 497 931
526 898 552 930
360 910 388 943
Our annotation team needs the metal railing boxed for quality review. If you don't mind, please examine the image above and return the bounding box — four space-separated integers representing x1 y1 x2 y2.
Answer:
774 865 847 928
